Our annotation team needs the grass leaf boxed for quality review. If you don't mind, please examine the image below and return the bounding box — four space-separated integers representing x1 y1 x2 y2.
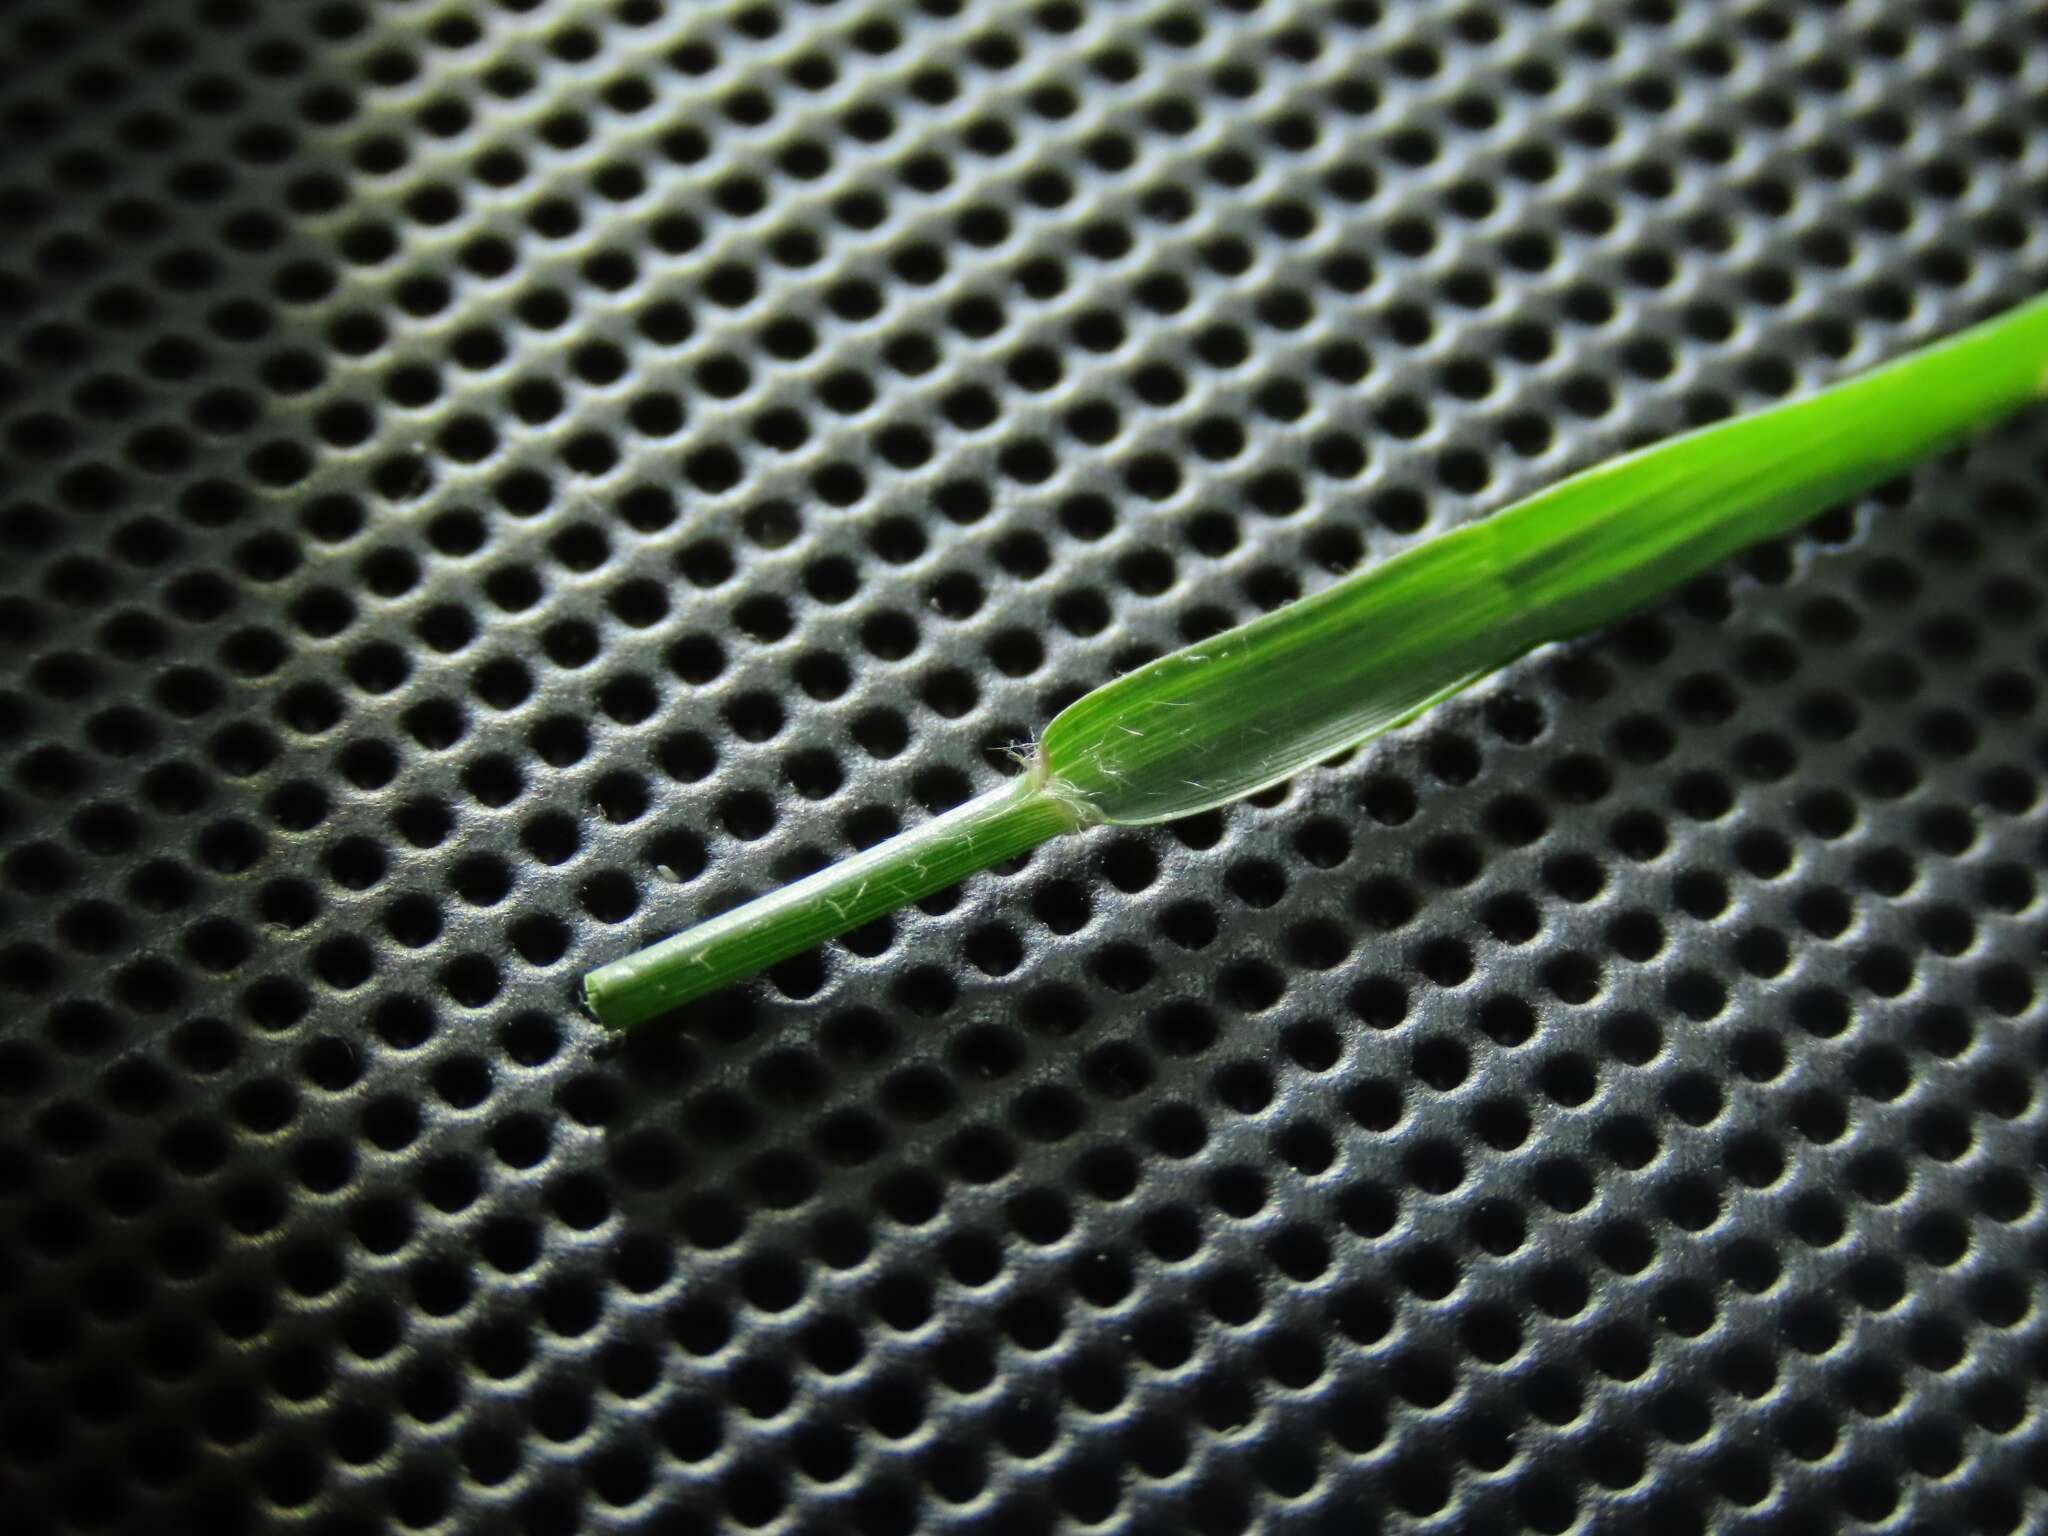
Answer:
585 292 2048 1028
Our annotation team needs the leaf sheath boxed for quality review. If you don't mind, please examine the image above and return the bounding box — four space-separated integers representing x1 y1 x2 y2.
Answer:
581 773 1079 1028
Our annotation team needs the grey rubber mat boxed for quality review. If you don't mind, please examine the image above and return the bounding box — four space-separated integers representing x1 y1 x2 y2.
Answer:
2 0 2046 1531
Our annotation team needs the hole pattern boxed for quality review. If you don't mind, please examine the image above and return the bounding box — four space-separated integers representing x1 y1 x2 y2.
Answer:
2 1 2047 1534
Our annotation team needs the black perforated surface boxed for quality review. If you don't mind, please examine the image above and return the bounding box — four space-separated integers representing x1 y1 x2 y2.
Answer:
4 1 2048 1532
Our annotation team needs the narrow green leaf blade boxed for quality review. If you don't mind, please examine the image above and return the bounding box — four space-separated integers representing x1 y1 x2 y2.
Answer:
1042 293 2048 824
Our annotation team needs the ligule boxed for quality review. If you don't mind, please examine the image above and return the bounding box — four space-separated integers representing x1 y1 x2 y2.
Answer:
583 290 2048 1029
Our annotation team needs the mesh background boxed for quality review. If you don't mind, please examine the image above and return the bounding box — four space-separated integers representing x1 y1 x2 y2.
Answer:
3 0 2048 1532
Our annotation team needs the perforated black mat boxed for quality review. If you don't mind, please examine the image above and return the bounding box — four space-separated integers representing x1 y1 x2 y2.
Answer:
4 1 2048 1532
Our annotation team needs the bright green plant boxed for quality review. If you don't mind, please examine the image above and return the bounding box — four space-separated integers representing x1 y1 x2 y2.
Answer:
585 292 2048 1029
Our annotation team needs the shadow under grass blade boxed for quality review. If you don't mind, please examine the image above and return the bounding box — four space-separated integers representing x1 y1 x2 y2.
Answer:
585 291 2048 1029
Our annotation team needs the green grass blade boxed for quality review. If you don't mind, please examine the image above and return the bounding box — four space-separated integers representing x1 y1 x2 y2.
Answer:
584 291 2048 1028
1044 292 2048 822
